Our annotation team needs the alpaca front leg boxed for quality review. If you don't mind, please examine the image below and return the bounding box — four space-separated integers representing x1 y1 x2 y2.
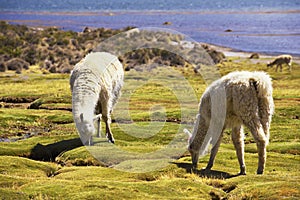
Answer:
279 64 283 72
97 117 101 137
88 135 93 146
205 133 223 172
288 63 292 71
94 114 102 138
191 151 200 169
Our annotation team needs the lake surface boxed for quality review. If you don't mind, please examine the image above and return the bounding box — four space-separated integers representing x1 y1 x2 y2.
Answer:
0 0 299 55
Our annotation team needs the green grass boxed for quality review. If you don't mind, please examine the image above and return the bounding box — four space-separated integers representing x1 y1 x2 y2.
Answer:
0 57 299 199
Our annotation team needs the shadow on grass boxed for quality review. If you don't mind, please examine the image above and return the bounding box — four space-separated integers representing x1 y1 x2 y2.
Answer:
174 162 241 179
29 138 83 161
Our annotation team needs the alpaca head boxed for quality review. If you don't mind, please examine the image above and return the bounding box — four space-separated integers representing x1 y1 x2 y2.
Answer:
184 128 199 168
77 113 95 144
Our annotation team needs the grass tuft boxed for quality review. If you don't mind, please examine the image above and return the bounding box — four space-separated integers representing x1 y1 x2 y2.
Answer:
0 56 299 199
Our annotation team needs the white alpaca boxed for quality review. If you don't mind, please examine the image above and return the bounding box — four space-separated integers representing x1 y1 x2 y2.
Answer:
70 52 124 145
267 54 292 72
185 71 274 175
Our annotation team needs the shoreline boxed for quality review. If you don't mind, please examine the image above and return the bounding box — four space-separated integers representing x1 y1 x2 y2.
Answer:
1 9 300 15
206 43 300 60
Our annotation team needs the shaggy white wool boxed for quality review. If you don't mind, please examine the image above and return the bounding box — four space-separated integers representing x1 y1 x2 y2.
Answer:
186 71 274 175
70 52 124 145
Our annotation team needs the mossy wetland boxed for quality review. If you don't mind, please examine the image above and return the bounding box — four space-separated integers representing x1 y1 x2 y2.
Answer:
0 22 299 199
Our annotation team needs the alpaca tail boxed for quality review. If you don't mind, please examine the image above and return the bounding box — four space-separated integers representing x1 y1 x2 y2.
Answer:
253 72 274 113
250 72 274 144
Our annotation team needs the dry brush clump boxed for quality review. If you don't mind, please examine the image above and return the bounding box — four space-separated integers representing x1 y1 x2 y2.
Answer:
96 28 225 71
0 21 225 73
0 21 126 73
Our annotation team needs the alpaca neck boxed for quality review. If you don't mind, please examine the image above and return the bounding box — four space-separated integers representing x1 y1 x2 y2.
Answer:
72 77 100 124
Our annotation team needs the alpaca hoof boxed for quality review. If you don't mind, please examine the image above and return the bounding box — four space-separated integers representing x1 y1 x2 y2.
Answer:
239 171 246 175
192 163 198 169
257 170 263 175
106 134 115 144
108 139 115 144
190 166 197 174
239 166 246 175
204 168 211 174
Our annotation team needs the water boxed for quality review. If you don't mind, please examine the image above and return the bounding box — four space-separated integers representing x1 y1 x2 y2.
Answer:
0 0 298 12
0 0 299 55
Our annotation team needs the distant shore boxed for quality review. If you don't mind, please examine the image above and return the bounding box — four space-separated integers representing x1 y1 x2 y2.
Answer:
2 19 299 58
0 22 227 73
1 9 299 56
0 21 299 75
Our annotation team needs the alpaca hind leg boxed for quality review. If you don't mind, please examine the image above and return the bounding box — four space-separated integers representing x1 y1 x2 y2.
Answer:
232 125 246 175
246 120 267 174
104 116 114 143
102 103 114 143
97 116 101 137
102 100 115 144
256 131 267 174
102 114 114 143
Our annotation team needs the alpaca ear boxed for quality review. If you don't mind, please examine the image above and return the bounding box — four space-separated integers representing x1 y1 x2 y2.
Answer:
184 129 192 140
80 113 84 122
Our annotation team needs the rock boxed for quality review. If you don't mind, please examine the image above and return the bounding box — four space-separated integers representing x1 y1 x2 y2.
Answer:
0 62 7 72
124 66 131 71
48 66 57 73
28 98 43 109
0 54 11 62
41 59 54 70
6 58 30 72
83 27 92 33
163 21 172 25
249 53 260 59
201 44 225 64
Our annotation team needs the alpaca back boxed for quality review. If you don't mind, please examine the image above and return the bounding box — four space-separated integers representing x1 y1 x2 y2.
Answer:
70 52 124 108
268 55 292 66
71 52 124 93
